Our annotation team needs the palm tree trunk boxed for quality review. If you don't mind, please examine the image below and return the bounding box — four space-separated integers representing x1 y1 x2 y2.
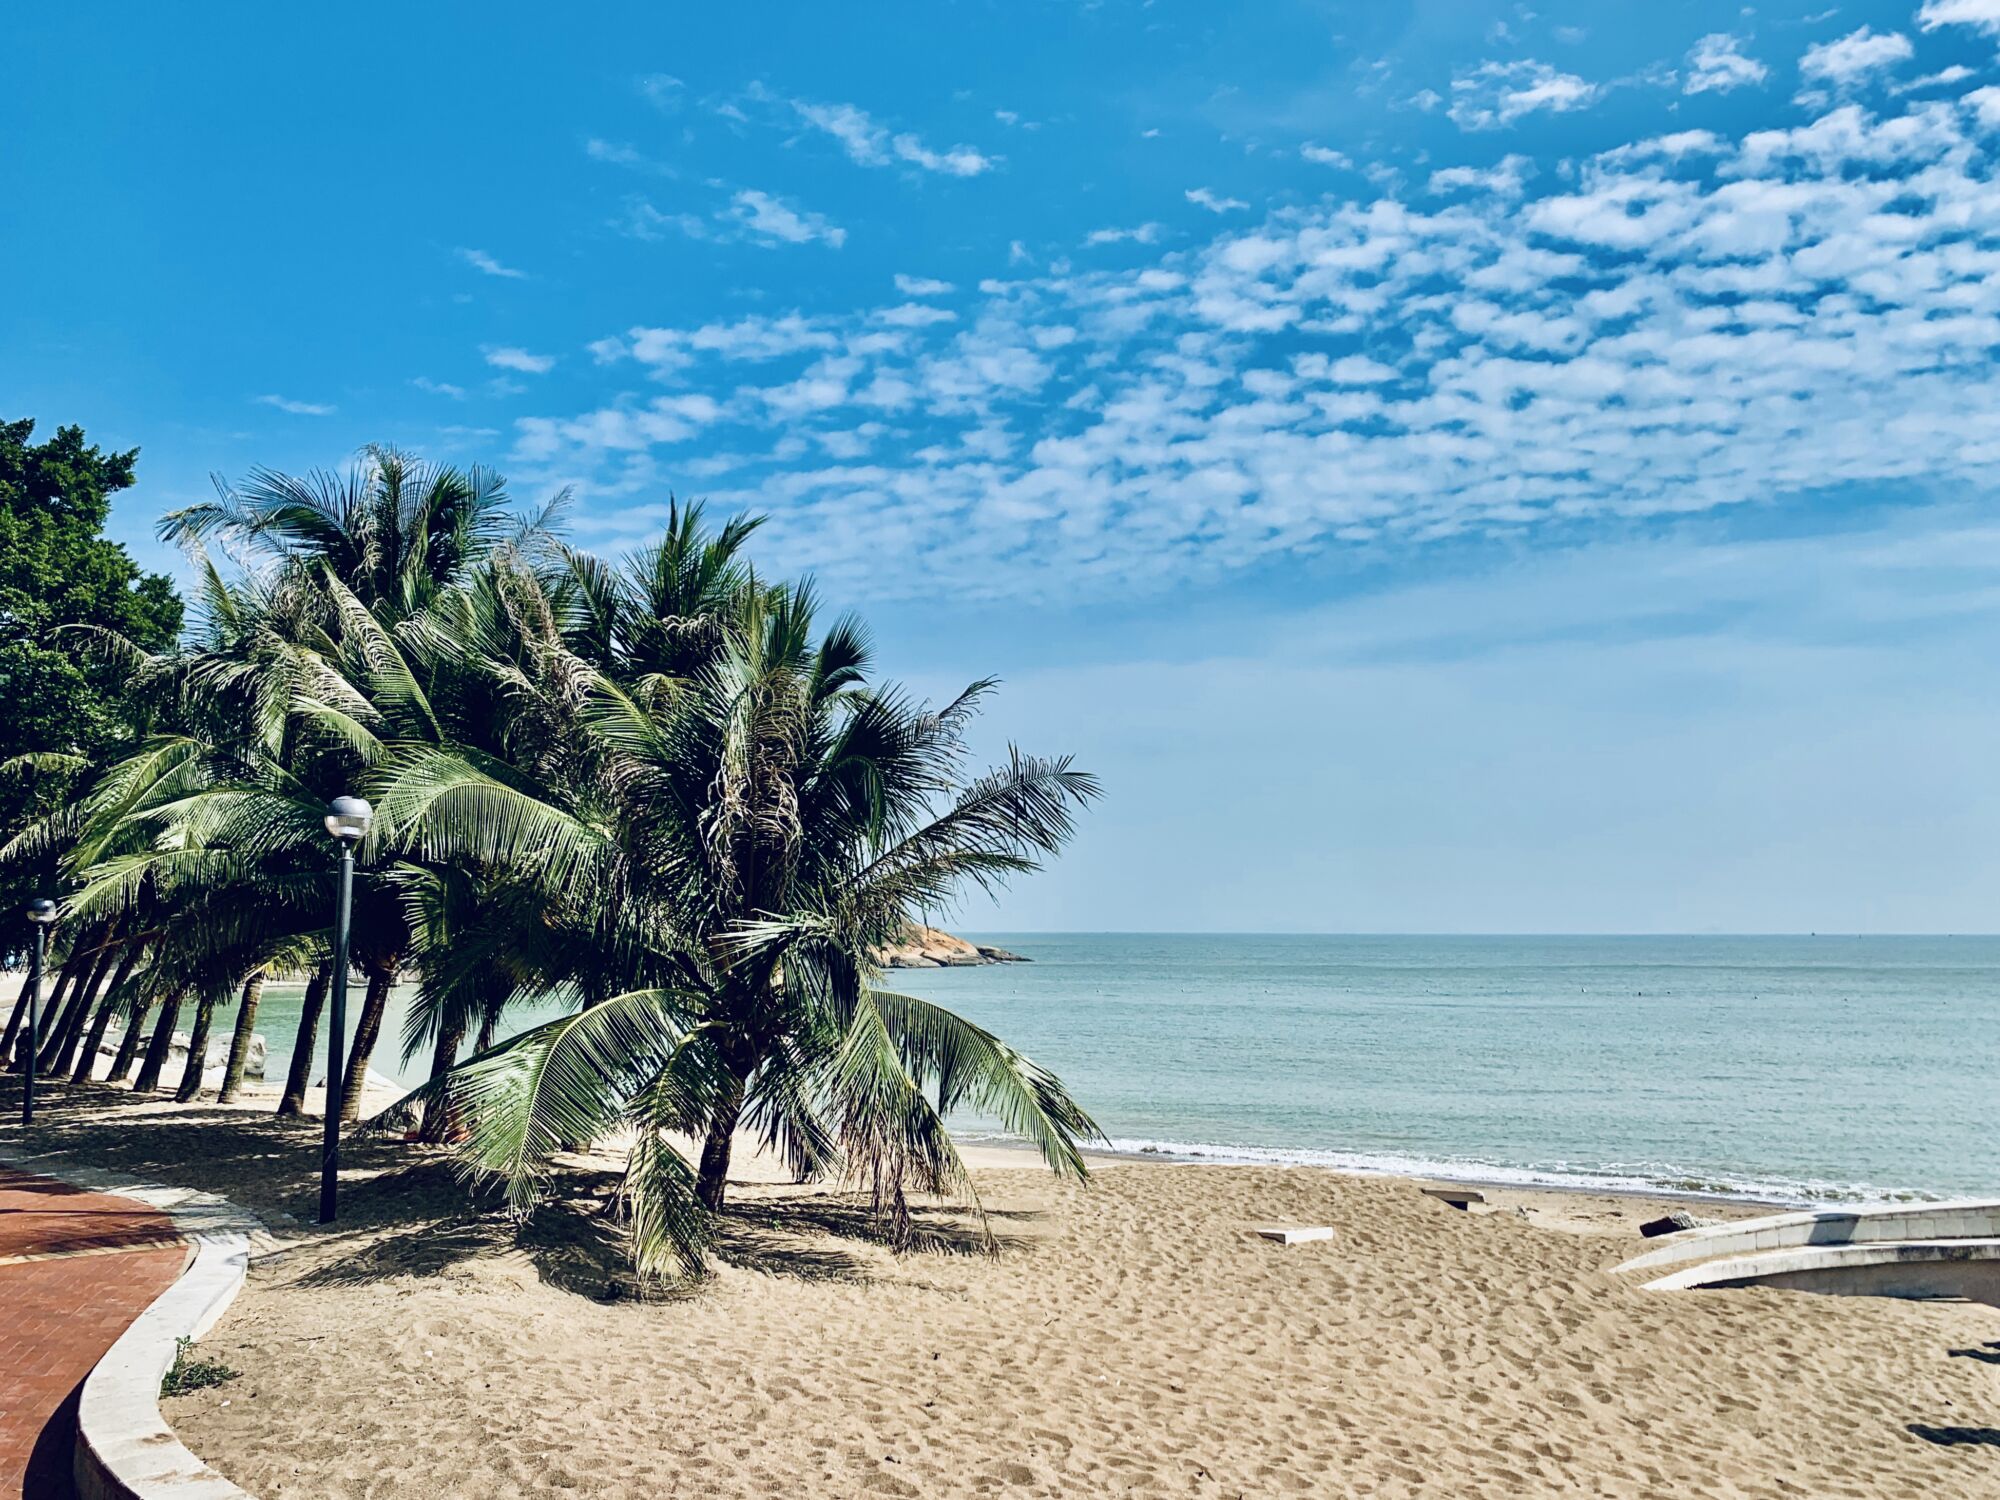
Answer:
47 931 121 1076
71 938 146 1083
215 969 266 1104
13 958 76 1066
38 928 111 1055
416 1013 466 1143
339 968 395 1123
33 953 80 1047
131 990 184 1093
277 962 331 1118
108 995 153 1083
174 991 218 1102
695 1066 750 1210
0 968 39 1061
474 1004 497 1055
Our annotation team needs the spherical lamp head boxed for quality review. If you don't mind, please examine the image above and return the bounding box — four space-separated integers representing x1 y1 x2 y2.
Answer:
324 795 374 844
25 899 57 927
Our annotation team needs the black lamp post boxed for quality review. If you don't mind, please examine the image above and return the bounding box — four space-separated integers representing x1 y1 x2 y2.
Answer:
318 795 371 1224
21 899 57 1127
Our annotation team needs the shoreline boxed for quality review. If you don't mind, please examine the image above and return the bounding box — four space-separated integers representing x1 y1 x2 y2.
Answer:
969 1134 1796 1213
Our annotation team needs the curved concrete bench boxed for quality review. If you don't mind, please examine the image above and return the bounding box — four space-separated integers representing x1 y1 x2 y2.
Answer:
0 1154 265 1500
1640 1238 2000 1303
1614 1200 2000 1276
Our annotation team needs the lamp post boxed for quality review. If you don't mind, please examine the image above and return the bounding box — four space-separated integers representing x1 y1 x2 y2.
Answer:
318 796 371 1224
21 899 57 1127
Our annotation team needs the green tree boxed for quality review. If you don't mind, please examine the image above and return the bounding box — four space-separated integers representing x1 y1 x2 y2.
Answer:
0 419 181 958
377 524 1102 1279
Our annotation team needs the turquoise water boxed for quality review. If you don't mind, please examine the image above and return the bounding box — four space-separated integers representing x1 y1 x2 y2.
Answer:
250 934 2000 1205
890 934 2000 1205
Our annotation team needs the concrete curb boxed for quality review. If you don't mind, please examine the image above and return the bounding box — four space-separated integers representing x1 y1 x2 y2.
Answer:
1613 1199 2000 1276
0 1153 269 1500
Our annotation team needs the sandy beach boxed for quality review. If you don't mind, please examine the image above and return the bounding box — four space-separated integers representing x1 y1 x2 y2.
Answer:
3 1082 1994 1498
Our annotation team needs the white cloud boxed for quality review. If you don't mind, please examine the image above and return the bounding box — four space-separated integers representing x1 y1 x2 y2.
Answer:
791 98 994 176
518 88 2000 607
1896 65 1975 95
254 394 334 416
1428 154 1534 197
1966 85 2000 128
729 189 847 248
613 199 708 243
585 139 675 176
892 133 994 176
1186 187 1250 214
619 314 840 368
484 346 556 374
1320 355 1398 385
457 248 527 279
1448 60 1599 131
411 377 466 399
638 74 683 110
895 273 955 296
878 302 957 328
1799 27 1913 86
1918 0 2000 32
1684 34 1768 95
1301 143 1352 168
1596 130 1728 168
1085 223 1165 246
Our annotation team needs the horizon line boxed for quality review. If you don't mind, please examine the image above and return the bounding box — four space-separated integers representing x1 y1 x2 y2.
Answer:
951 930 2000 939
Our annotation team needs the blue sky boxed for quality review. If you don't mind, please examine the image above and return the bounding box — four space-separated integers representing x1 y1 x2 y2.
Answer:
7 0 2000 931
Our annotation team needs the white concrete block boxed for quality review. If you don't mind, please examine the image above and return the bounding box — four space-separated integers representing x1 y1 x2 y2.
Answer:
1252 1225 1334 1245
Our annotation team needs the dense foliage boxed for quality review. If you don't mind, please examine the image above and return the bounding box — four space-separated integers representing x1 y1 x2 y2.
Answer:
0 420 181 959
2 443 1101 1278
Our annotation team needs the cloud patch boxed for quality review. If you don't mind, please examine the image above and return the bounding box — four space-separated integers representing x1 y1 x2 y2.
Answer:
484 346 556 374
729 189 848 248
1918 0 2000 32
254 394 334 416
457 247 527 279
1186 187 1250 213
1448 60 1600 131
790 97 994 176
517 84 2000 605
1684 34 1768 95
1799 27 1914 86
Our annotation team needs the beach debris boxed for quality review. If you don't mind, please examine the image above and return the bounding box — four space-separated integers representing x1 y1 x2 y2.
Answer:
1419 1186 1486 1211
1640 1211 1707 1238
1251 1225 1334 1245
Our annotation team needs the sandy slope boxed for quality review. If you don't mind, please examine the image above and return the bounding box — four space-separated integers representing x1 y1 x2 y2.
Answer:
7 1084 1998 1498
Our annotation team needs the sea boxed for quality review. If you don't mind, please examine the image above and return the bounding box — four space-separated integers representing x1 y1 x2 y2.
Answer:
245 934 2000 1207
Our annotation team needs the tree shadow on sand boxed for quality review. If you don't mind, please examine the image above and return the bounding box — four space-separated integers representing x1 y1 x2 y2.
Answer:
3 1079 1052 1302
706 1190 1047 1286
1908 1424 2000 1448
291 1180 640 1301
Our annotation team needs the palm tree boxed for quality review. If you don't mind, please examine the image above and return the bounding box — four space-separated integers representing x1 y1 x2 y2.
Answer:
160 446 550 622
146 455 556 1113
382 539 1102 1279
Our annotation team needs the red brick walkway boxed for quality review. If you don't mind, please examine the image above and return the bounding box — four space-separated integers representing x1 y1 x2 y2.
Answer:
0 1169 187 1500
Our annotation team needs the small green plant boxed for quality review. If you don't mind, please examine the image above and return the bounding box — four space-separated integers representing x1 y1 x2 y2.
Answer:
160 1336 239 1397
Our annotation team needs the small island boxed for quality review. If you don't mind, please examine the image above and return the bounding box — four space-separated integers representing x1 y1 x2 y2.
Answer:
873 925 1029 968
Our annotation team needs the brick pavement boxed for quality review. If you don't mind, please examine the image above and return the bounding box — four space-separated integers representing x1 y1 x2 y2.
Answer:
0 1169 188 1500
